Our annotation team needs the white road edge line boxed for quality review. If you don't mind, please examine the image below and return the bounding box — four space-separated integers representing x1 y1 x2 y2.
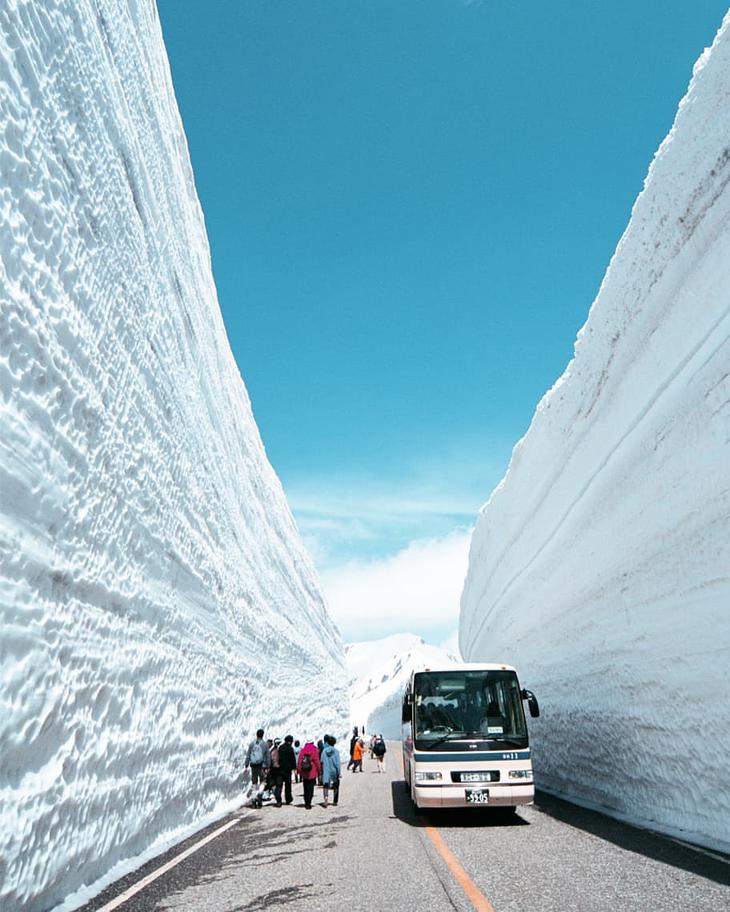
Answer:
666 835 730 865
95 811 249 911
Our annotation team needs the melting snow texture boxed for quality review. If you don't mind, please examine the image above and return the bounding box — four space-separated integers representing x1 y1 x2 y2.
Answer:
347 634 457 739
0 2 347 909
460 13 730 853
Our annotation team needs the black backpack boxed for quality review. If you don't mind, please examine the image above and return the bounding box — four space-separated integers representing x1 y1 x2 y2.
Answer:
373 738 386 757
301 753 313 773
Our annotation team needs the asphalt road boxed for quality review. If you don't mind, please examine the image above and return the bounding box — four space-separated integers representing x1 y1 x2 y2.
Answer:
78 746 730 912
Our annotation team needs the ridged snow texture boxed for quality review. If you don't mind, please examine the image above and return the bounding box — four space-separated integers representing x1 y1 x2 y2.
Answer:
0 2 347 909
460 15 730 853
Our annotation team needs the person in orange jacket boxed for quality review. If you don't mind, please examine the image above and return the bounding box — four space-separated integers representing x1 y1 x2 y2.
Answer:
351 737 364 773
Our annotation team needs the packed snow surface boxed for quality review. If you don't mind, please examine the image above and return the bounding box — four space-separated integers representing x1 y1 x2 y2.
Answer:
460 13 730 853
0 2 347 909
347 634 457 739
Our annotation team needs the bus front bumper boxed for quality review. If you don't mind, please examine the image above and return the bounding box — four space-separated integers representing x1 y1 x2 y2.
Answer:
414 783 534 809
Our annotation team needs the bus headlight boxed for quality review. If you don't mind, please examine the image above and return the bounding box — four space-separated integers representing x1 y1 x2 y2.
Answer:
415 771 443 781
508 769 533 779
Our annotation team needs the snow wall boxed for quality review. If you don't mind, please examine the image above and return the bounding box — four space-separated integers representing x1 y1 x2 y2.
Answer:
460 13 730 853
347 635 458 739
0 2 348 909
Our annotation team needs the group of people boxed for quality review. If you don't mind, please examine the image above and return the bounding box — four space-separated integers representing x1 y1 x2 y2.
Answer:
346 727 387 773
244 726 389 810
244 729 342 810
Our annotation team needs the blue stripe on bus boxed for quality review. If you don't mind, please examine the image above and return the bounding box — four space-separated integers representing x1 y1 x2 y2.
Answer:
414 750 531 762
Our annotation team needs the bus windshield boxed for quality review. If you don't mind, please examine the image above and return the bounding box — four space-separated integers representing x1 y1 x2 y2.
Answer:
413 670 527 747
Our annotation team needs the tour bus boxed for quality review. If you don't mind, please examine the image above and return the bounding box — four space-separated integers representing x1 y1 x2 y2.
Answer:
402 662 540 811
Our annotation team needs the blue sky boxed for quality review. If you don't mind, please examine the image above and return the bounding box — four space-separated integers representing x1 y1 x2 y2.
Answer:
157 0 727 643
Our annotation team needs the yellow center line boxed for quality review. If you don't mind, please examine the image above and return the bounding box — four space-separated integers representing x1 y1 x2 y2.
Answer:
397 748 497 912
424 824 497 912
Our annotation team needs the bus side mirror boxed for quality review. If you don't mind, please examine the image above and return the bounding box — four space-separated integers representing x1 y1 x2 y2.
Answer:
521 689 540 718
402 693 413 724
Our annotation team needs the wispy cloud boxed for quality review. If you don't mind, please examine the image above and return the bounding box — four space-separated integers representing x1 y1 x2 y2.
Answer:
292 486 474 566
281 439 507 643
284 438 508 570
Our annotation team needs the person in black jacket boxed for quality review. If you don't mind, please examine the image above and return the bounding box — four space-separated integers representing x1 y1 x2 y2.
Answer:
346 727 358 770
273 735 297 806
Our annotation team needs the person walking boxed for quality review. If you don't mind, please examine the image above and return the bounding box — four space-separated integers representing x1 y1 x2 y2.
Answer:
266 738 281 792
347 727 358 771
245 729 271 798
320 735 341 807
273 735 297 806
293 739 301 783
297 739 321 809
373 734 387 772
316 738 325 786
351 736 364 773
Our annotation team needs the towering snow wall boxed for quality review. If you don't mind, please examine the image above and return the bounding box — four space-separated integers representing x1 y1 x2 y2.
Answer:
0 2 348 909
460 13 730 853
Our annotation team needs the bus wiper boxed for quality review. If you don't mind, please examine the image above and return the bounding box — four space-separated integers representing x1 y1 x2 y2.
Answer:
421 732 467 749
460 732 525 746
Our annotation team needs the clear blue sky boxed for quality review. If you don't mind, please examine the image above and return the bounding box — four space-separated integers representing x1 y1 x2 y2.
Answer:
157 0 726 639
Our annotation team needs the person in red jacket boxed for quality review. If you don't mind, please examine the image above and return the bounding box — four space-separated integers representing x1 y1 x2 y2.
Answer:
297 740 322 809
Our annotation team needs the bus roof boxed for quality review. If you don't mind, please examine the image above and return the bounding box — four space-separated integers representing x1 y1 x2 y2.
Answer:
411 662 518 674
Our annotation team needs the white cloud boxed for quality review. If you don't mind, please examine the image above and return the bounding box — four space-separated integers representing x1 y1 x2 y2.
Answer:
320 529 472 643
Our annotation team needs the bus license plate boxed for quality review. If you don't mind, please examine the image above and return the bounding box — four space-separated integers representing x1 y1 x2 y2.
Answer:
465 789 489 804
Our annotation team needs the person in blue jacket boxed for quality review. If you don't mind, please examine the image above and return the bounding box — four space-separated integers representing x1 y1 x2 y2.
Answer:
320 734 341 807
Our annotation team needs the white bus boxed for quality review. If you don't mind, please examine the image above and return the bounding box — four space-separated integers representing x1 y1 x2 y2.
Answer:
402 663 540 811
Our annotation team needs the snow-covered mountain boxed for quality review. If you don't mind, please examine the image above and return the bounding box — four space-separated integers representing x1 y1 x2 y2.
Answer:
0 3 347 910
460 13 730 853
346 634 458 739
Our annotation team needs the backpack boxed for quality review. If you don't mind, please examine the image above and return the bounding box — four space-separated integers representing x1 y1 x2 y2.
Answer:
300 752 313 773
373 738 386 757
271 746 280 768
249 740 265 765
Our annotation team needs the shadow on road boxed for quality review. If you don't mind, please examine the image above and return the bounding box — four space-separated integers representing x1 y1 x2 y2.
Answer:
535 791 730 887
225 880 331 911
79 806 354 912
390 780 529 829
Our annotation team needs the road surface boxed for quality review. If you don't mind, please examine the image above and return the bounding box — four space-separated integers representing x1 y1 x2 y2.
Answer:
78 745 730 912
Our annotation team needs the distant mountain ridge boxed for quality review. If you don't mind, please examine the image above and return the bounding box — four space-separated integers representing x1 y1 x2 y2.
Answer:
346 634 457 739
